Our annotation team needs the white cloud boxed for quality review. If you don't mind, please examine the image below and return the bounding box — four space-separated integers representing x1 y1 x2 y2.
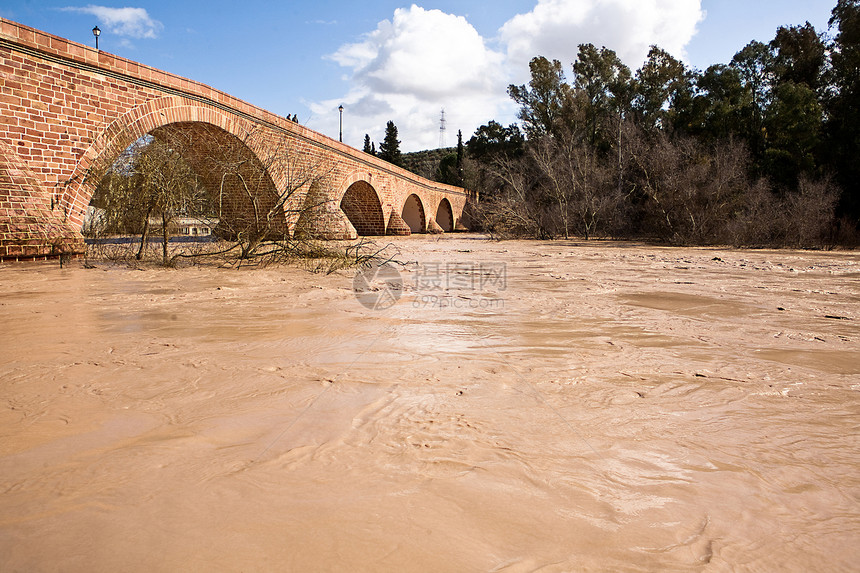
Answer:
500 0 704 78
310 1 704 152
62 5 163 39
310 5 509 152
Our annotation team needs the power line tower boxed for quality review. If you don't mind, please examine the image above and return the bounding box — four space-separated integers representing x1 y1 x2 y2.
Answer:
438 108 447 148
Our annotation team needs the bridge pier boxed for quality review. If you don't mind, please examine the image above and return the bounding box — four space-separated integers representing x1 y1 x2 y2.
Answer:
386 210 411 236
294 184 358 240
0 141 84 259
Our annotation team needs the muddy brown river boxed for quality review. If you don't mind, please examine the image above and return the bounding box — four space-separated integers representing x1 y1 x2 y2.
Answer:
1 236 858 571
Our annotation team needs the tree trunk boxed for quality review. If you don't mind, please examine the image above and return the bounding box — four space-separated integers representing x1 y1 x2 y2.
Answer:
136 207 153 260
161 211 169 266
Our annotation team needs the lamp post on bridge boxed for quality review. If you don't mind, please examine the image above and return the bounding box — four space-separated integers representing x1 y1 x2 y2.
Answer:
338 104 344 143
92 25 100 50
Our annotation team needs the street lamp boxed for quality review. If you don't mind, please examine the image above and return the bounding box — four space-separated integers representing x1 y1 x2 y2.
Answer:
92 25 100 50
338 104 344 143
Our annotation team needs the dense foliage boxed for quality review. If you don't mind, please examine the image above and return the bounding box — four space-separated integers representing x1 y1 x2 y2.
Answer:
463 0 860 247
401 147 454 179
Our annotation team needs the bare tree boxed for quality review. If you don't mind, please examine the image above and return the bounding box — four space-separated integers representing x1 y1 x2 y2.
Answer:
478 153 549 239
529 135 574 238
89 134 207 264
782 176 839 248
139 136 206 264
201 127 336 262
529 132 621 240
628 130 749 244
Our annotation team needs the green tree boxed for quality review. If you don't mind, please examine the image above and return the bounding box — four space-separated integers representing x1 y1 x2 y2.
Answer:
632 46 692 132
508 56 572 136
687 64 751 140
763 81 822 188
455 130 464 185
436 152 459 185
363 134 374 155
466 121 525 161
715 27 826 188
825 0 860 221
571 43 633 146
378 120 403 166
432 131 466 187
770 22 827 90
730 41 776 161
764 22 826 188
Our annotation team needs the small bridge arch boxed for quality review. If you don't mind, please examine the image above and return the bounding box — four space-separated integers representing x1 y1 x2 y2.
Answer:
339 179 386 236
402 194 426 233
435 198 454 232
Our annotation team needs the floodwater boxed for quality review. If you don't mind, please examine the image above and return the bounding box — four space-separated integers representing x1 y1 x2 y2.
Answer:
1 236 858 572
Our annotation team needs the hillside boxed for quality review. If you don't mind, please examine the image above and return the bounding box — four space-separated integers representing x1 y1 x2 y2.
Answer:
401 147 455 181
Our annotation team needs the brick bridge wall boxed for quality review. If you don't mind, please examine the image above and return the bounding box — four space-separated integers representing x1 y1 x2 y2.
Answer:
0 18 470 259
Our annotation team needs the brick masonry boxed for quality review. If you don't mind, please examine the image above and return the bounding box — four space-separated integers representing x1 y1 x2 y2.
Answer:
0 18 470 259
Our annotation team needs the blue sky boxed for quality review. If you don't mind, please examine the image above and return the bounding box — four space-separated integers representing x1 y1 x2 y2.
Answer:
0 1 838 151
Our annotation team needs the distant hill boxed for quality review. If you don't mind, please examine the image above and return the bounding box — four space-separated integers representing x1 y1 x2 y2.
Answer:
401 147 455 181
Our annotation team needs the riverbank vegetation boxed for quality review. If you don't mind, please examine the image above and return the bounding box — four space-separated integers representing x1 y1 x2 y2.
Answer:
462 0 860 248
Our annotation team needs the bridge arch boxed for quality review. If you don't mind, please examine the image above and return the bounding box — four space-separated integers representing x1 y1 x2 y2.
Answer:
152 122 287 236
435 198 454 232
61 96 282 232
402 194 426 233
339 179 385 236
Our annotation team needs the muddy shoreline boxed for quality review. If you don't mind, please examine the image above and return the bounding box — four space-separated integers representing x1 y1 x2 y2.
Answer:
1 235 858 571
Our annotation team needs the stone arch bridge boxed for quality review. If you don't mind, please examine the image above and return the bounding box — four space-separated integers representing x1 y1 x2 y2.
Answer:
0 18 470 259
